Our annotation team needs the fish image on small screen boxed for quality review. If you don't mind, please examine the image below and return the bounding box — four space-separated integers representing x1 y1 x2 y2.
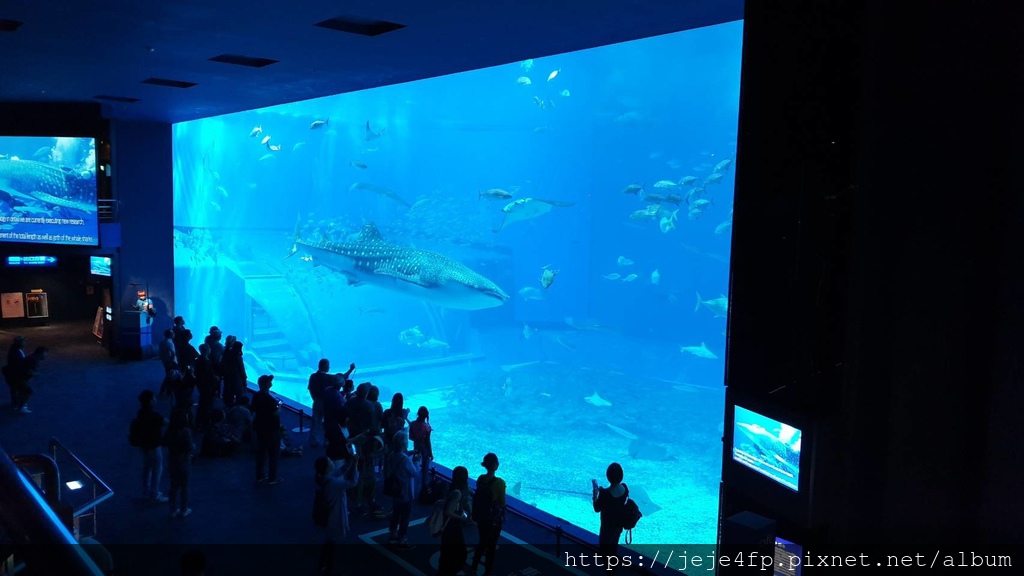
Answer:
90 255 111 276
732 405 802 491
0 136 99 246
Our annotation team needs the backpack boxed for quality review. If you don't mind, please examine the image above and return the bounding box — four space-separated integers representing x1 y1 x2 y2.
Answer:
472 477 505 526
427 496 451 537
621 495 642 544
128 418 141 447
312 485 329 527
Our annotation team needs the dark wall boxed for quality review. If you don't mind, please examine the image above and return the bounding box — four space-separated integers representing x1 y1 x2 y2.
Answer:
726 0 1022 548
111 120 174 336
0 253 110 323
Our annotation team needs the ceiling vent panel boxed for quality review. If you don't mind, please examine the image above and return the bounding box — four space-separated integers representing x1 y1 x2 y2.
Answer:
94 95 140 103
209 54 279 68
313 15 405 37
141 78 197 89
0 19 24 32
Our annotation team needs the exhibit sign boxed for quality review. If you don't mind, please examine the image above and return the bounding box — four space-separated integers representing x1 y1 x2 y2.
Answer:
1 292 25 318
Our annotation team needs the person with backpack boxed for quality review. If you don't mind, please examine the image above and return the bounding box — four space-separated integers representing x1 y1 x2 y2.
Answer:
471 452 506 575
437 465 474 576
131 390 168 502
313 453 360 576
592 462 636 572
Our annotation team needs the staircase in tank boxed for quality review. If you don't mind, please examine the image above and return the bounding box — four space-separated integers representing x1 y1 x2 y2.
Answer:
248 301 299 372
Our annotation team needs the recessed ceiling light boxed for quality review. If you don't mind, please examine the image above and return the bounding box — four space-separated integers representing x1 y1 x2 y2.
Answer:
141 78 197 89
313 15 405 37
209 54 279 68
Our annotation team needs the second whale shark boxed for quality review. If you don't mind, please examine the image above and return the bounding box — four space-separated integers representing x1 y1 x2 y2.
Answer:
290 222 509 310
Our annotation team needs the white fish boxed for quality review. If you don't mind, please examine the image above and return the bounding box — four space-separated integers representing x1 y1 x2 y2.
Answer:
540 266 558 289
516 76 532 86
310 119 329 129
584 391 611 407
560 89 570 97
651 269 660 285
696 292 729 317
679 176 699 186
680 342 718 359
258 154 275 162
621 274 638 282
520 59 534 71
617 256 633 266
605 423 638 440
261 135 271 145
522 323 536 340
547 69 561 82
292 142 305 152
715 221 732 235
249 126 262 137
602 273 621 280
267 144 282 151
209 202 221 212
659 209 678 233
714 159 733 172
216 186 228 198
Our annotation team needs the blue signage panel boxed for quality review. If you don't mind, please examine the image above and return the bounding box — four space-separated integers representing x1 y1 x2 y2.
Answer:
5 255 58 267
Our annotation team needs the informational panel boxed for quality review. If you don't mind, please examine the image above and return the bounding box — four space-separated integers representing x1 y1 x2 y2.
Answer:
25 292 49 318
92 306 104 339
1 292 25 318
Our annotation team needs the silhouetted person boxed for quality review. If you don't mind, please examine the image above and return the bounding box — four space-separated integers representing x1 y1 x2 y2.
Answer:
471 452 506 574
252 375 282 484
593 462 629 573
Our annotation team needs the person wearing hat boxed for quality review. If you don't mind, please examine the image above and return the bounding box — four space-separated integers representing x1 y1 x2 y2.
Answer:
252 375 283 484
471 452 507 575
203 327 225 394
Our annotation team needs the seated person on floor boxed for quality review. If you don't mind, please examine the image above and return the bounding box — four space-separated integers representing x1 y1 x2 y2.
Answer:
226 395 253 442
201 409 240 457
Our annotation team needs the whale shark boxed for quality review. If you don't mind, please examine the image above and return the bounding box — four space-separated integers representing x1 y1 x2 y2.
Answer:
0 158 96 214
290 222 509 310
735 422 801 476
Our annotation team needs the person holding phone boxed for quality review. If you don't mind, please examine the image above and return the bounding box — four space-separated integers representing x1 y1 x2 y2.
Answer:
592 462 629 573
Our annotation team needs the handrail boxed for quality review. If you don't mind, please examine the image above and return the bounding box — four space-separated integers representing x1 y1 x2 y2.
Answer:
49 438 115 516
0 443 104 575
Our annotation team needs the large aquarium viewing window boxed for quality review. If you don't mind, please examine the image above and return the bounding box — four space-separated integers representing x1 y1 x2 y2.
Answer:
172 20 742 544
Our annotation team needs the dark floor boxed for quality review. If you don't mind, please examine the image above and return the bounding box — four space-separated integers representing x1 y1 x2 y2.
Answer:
1 322 645 576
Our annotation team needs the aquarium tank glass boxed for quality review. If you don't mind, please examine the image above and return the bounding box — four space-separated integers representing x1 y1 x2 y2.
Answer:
172 20 742 545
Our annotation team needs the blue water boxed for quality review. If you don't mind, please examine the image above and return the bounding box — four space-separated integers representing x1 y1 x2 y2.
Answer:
0 136 98 246
172 21 742 545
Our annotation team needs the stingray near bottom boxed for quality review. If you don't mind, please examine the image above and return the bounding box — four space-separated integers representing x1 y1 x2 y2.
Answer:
627 439 676 462
510 481 662 517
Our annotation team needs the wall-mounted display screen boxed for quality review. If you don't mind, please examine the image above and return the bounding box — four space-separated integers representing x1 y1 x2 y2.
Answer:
89 255 112 276
732 405 803 491
0 136 99 246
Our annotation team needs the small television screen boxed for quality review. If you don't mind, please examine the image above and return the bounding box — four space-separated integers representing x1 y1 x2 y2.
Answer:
6 255 57 267
774 537 803 576
0 136 99 246
89 255 111 276
732 405 802 491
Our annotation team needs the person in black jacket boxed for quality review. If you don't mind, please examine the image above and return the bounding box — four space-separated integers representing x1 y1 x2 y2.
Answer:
134 390 168 502
252 374 282 485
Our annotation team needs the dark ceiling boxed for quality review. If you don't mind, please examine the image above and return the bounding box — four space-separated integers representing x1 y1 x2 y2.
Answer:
0 0 743 124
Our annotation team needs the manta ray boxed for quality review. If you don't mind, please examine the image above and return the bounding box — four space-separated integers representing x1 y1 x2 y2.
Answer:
584 391 612 407
493 197 575 232
364 121 385 141
289 222 509 310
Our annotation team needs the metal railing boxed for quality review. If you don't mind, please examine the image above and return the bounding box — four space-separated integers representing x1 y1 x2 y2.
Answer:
49 438 115 540
0 442 104 576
